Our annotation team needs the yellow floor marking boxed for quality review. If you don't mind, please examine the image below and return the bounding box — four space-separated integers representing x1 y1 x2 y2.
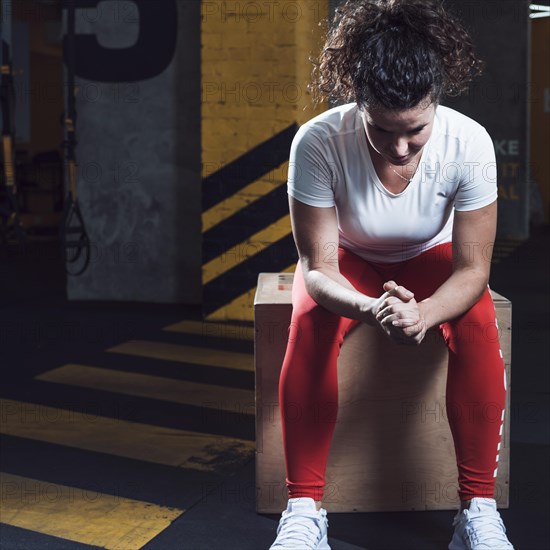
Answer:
201 164 288 232
106 340 254 372
202 214 292 284
0 399 255 471
163 319 255 341
0 472 183 550
36 364 255 414
206 263 296 322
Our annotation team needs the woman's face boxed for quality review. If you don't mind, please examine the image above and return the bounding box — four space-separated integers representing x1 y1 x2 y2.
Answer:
360 100 437 166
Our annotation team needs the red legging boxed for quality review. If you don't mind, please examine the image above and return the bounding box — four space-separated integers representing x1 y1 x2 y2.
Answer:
279 242 506 502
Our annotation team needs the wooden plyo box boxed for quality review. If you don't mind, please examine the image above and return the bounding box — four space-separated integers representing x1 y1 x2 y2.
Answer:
254 273 511 513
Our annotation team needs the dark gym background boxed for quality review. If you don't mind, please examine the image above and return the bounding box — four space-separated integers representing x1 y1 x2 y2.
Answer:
0 0 548 549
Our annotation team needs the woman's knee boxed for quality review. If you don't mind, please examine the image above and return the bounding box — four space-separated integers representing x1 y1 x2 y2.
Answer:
289 303 344 347
444 289 500 347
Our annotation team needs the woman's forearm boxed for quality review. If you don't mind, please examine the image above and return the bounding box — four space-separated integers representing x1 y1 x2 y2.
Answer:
419 268 488 329
304 267 377 324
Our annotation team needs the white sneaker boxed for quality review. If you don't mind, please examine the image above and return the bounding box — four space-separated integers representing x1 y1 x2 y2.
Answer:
269 497 331 550
448 498 514 549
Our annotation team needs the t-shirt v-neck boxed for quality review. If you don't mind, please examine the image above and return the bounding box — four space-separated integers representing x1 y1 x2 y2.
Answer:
359 113 434 198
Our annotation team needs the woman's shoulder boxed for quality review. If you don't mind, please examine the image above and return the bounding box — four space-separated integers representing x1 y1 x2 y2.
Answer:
297 103 361 139
434 104 489 143
431 105 495 167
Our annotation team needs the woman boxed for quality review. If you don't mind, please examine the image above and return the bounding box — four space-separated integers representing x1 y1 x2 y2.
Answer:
269 1 514 549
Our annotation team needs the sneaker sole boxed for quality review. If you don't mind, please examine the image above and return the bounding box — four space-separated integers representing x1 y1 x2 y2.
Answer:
448 532 466 550
318 533 331 550
270 534 331 550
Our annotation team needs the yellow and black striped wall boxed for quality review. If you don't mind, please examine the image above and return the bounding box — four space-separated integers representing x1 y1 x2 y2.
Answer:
201 0 328 321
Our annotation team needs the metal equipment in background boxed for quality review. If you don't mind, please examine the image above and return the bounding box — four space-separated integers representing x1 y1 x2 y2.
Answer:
60 0 90 276
0 0 26 247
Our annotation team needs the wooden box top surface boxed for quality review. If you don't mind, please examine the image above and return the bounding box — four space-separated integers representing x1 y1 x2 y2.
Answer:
254 272 510 306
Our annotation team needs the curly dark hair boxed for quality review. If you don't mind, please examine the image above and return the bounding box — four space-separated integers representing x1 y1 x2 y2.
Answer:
311 0 484 110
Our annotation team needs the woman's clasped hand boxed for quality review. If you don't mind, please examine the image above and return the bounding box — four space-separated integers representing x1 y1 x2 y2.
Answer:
373 280 428 345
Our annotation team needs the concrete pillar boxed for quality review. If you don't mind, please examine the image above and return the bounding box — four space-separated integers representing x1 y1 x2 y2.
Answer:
66 0 202 303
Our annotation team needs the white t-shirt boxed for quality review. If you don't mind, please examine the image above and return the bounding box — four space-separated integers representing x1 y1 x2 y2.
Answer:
287 103 497 263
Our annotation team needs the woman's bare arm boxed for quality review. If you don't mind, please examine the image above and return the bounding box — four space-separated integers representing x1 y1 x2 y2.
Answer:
377 200 498 342
418 200 497 329
289 196 410 324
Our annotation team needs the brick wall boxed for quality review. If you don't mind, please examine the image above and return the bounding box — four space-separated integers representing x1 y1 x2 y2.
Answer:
201 0 327 320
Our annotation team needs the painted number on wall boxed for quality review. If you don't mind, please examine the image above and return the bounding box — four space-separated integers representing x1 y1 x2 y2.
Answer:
63 0 177 82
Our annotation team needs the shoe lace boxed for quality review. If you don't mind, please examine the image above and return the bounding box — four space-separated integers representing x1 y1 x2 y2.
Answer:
465 512 509 546
274 510 325 549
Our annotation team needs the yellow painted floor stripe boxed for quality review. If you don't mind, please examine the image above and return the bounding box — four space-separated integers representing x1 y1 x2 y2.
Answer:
206 263 297 322
0 472 183 550
36 364 255 414
202 163 288 232
163 319 255 341
107 340 254 372
202 214 292 284
0 399 255 471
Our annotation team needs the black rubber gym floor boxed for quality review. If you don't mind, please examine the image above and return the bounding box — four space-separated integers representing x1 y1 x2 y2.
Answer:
0 225 548 550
